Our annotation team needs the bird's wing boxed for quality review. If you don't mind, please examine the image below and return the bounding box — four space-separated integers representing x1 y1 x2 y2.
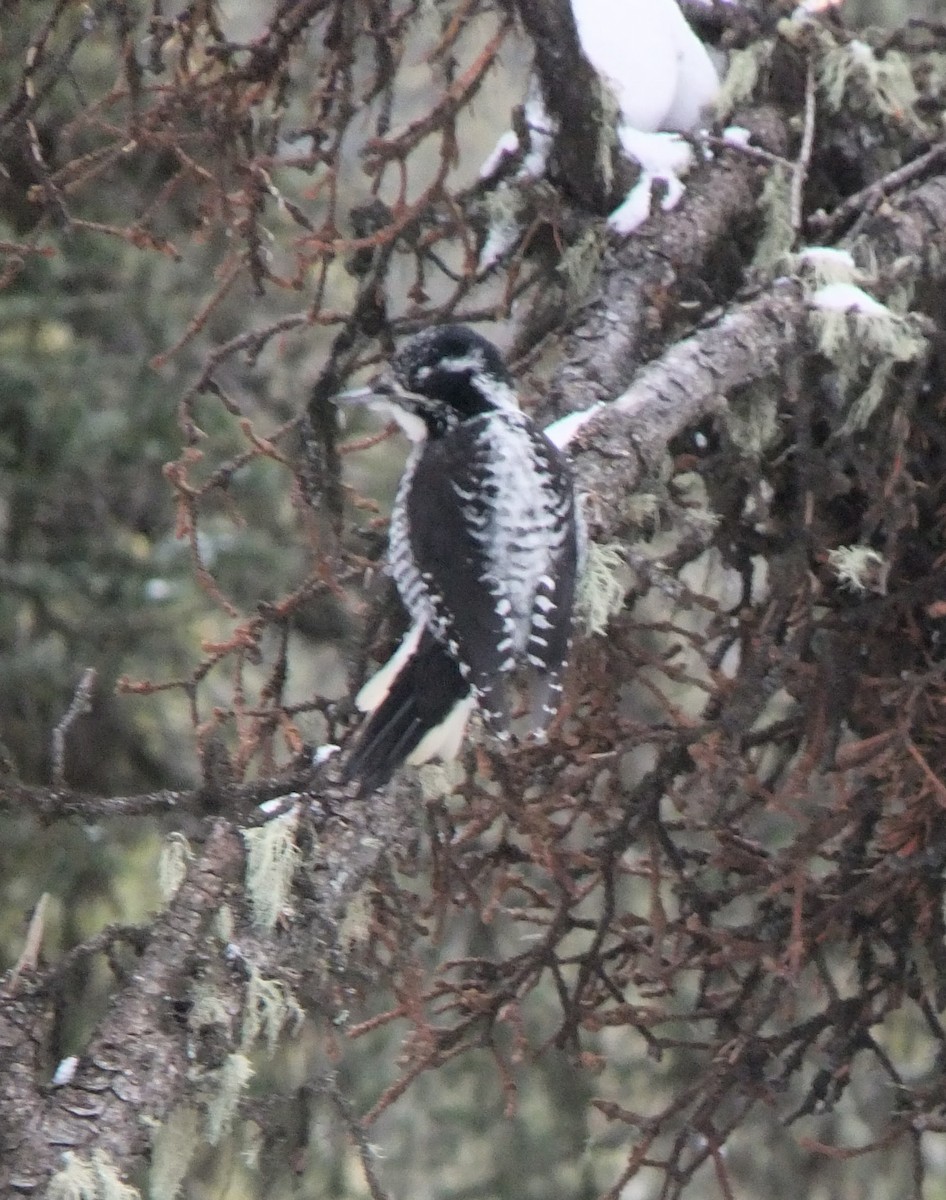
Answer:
523 435 583 729
403 424 513 729
343 629 474 795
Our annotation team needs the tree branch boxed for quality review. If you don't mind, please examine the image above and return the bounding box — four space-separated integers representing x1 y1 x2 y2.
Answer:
0 821 244 1192
504 0 635 211
532 105 792 419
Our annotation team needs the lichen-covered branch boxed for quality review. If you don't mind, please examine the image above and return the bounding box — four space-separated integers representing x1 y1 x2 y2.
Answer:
0 822 243 1192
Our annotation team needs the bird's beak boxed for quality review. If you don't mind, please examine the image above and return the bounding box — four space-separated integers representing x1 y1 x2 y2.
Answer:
333 377 392 406
332 375 391 432
333 359 402 400
333 384 376 405
333 376 429 443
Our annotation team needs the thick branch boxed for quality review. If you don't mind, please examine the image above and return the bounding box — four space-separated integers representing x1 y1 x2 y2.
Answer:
556 172 946 527
534 105 792 420
0 768 429 1193
506 0 634 211
573 278 804 518
0 774 309 824
0 821 244 1192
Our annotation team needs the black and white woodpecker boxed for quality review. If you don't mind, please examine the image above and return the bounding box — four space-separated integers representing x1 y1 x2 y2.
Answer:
337 325 584 794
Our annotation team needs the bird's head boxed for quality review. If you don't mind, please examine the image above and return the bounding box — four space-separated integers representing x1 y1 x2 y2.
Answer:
337 325 519 441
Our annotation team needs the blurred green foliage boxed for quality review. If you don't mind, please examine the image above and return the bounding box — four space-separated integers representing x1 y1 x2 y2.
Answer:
1 233 198 788
4 3 946 1200
0 0 353 1069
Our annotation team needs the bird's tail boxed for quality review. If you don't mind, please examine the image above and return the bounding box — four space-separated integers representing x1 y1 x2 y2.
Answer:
342 627 474 795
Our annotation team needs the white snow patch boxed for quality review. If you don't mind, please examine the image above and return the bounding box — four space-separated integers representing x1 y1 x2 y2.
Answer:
811 283 888 316
798 246 856 271
51 1056 79 1087
258 792 302 814
620 128 695 180
478 131 521 181
722 125 752 148
480 86 555 184
311 744 340 766
520 92 556 177
543 402 605 448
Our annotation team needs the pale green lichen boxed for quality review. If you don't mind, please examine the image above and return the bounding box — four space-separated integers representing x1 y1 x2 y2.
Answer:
557 228 605 311
623 492 662 528
793 247 857 288
204 1052 254 1145
800 246 928 434
149 1105 200 1200
594 80 622 195
920 51 946 135
337 887 374 950
727 385 781 458
213 903 234 944
752 165 794 273
48 1150 140 1200
417 760 465 800
157 833 191 904
576 542 631 637
188 982 233 1039
811 300 927 433
715 42 773 119
241 965 304 1055
844 360 903 433
884 276 918 317
819 38 919 124
241 1121 263 1170
481 181 522 228
242 805 300 930
478 184 525 268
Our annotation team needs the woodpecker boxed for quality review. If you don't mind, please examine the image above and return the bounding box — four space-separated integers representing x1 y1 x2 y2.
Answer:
339 325 584 794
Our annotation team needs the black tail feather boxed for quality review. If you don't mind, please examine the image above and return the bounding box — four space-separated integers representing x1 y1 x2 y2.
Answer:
343 633 470 794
